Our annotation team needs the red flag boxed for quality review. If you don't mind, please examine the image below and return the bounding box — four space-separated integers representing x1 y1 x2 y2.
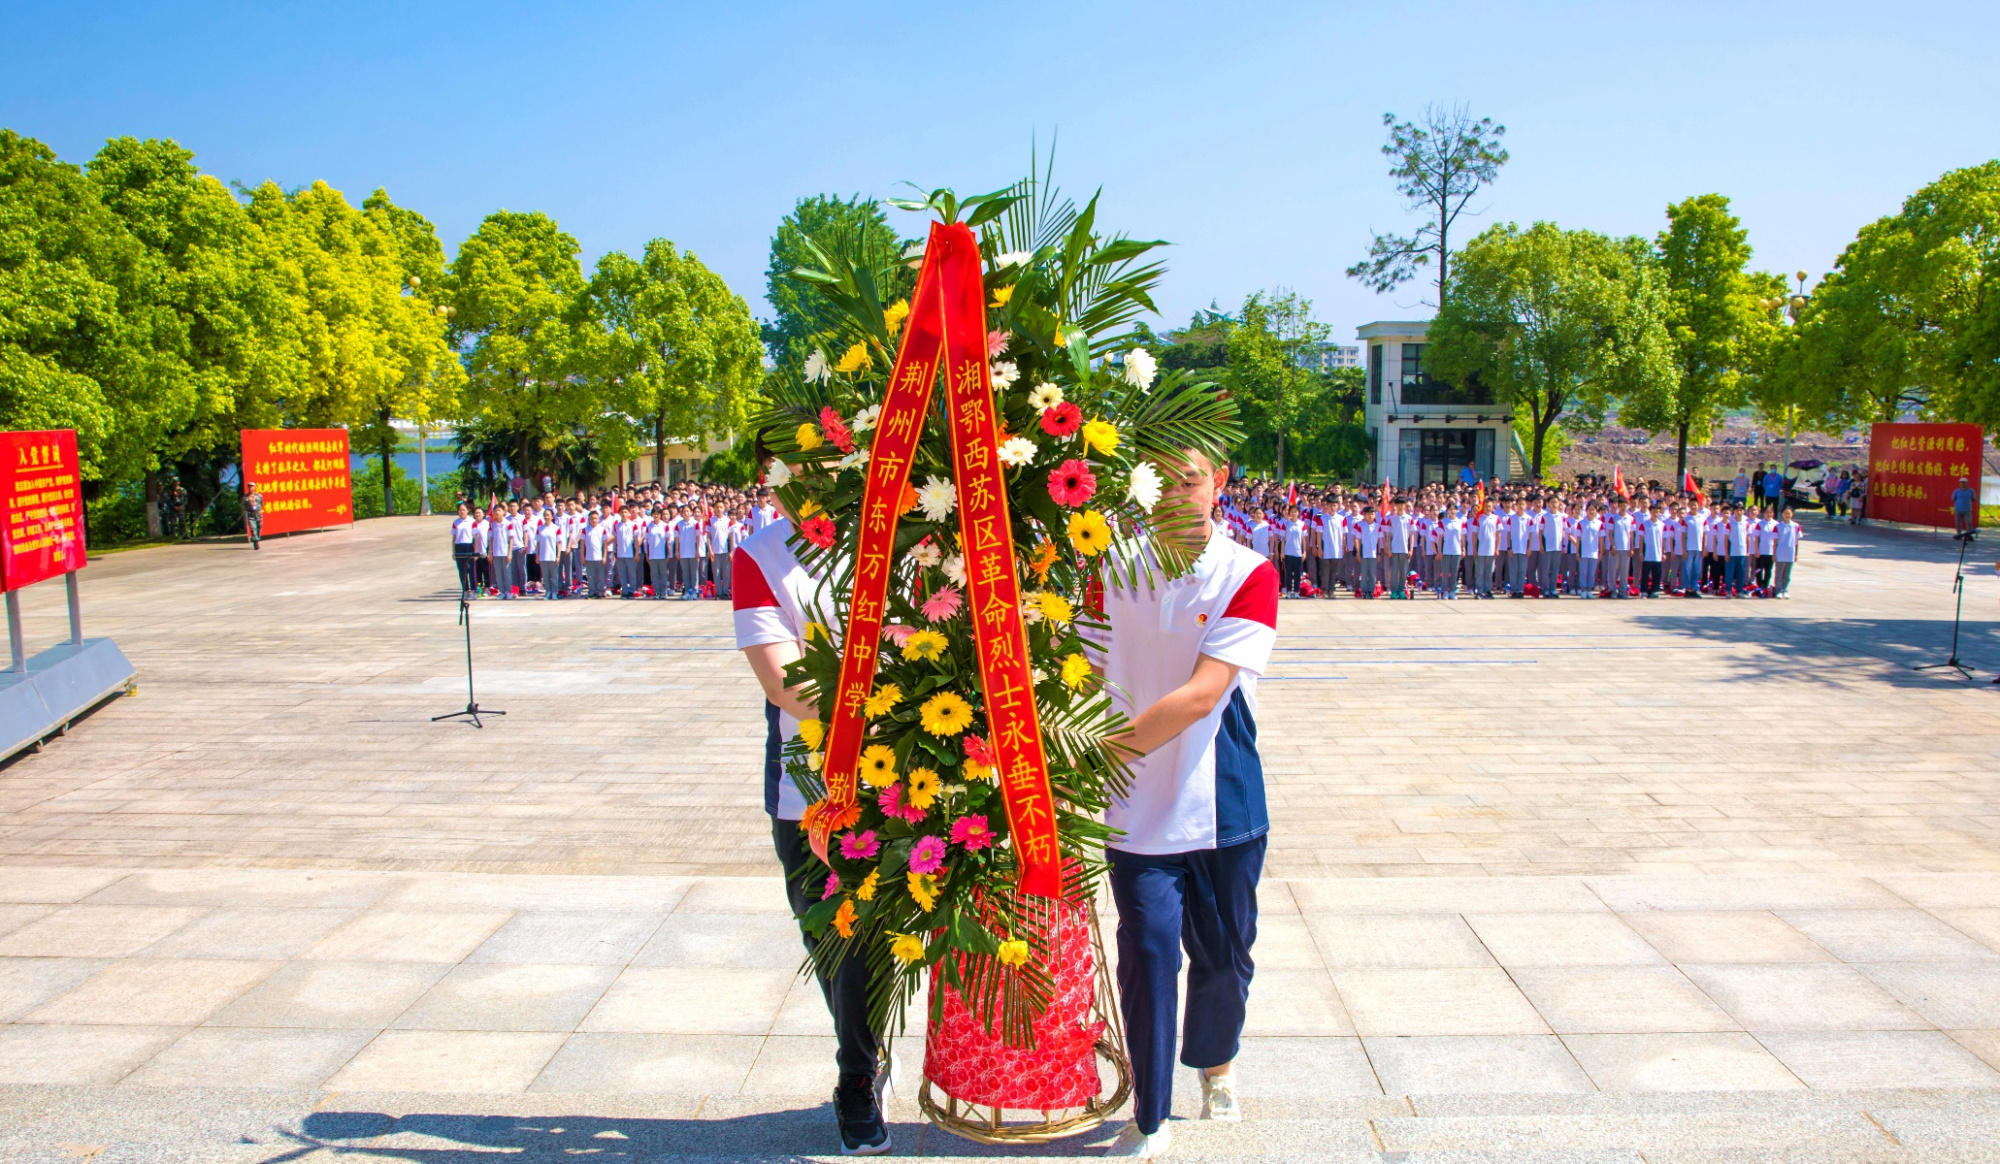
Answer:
1474 480 1488 519
1382 480 1394 510
1286 482 1297 507
1613 465 1630 501
1683 470 1707 506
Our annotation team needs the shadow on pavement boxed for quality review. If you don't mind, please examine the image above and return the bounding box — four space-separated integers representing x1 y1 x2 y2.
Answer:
1635 613 2000 687
276 1107 1117 1160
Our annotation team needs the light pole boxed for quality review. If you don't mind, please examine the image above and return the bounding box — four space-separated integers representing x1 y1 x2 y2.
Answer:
1761 271 1811 506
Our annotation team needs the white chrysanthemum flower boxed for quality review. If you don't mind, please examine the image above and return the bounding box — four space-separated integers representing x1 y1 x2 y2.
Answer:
989 361 1019 391
942 553 967 587
836 449 870 472
765 459 793 488
1031 667 1048 683
802 348 831 384
993 250 1032 269
1127 461 1163 512
1123 347 1157 390
902 241 926 264
996 436 1038 467
808 753 823 772
1028 381 1063 412
851 404 880 433
916 475 957 522
908 541 943 568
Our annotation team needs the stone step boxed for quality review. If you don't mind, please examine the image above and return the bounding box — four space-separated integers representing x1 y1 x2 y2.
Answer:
3 1086 1997 1163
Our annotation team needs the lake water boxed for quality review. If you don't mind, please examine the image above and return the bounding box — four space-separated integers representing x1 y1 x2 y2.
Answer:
348 449 464 481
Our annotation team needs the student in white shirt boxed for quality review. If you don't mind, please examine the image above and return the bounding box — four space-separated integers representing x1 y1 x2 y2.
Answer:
487 505 516 600
1473 504 1499 598
582 511 610 598
675 508 706 598
1680 506 1706 597
1386 501 1414 599
1439 509 1466 599
710 510 735 599
451 505 477 597
645 509 670 599
1354 505 1382 598
1539 501 1567 598
1773 507 1804 598
1507 501 1533 597
1097 447 1278 1158
534 515 563 601
730 438 885 1154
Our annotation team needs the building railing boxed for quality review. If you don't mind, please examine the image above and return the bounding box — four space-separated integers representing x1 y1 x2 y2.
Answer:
1397 379 1495 406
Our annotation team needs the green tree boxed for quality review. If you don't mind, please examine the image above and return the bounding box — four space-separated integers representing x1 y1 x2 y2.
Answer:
0 132 147 491
1783 160 2000 429
1225 289 1331 480
446 210 594 481
1428 222 1675 480
1620 193 1779 482
762 194 912 364
1348 105 1509 307
585 239 763 480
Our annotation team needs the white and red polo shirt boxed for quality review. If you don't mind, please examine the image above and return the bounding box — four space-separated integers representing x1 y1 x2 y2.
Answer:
730 517 829 820
1096 528 1280 855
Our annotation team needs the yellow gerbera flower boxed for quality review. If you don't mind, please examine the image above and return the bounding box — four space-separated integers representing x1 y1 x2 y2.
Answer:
964 761 996 783
906 871 939 913
863 683 902 720
796 423 822 451
902 629 948 661
835 342 872 374
883 299 910 333
1081 419 1119 455
990 284 1014 307
890 931 926 964
833 897 857 938
1051 325 1068 348
920 691 974 736
997 939 1030 967
1037 591 1074 625
859 744 898 788
1067 509 1111 557
798 499 823 518
803 620 829 643
906 766 940 810
796 718 824 750
856 869 880 901
1060 653 1092 690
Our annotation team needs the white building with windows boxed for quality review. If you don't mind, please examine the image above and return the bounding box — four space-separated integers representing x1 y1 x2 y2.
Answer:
1358 320 1514 487
1298 342 1361 371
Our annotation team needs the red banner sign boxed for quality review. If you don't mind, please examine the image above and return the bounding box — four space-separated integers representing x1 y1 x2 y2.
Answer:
1867 422 1984 528
0 430 85 592
240 429 354 535
814 221 1063 898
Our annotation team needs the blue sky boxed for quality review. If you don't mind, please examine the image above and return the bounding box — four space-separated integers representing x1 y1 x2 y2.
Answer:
6 1 1999 343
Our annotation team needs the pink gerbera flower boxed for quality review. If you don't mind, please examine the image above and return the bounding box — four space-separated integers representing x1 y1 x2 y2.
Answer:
1047 459 1098 508
882 624 916 647
909 834 947 875
921 586 963 622
950 815 994 852
879 784 925 823
986 329 1011 359
821 872 841 900
839 829 880 860
819 406 855 454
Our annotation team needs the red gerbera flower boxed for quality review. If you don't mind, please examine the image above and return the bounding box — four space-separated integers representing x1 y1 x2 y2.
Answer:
964 733 994 767
1040 401 1083 438
819 406 855 454
1047 458 1098 508
800 514 837 548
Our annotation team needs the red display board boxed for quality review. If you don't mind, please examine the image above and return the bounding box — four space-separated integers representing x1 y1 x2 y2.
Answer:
0 430 86 592
240 429 353 535
1867 422 1985 528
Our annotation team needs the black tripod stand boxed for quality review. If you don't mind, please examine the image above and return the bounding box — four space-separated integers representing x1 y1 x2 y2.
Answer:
434 592 505 727
1914 529 1977 681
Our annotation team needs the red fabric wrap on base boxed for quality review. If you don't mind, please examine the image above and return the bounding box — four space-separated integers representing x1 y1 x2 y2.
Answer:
923 896 1104 1110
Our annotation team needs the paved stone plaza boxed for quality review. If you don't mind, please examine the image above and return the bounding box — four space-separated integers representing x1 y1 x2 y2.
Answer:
0 516 1996 1161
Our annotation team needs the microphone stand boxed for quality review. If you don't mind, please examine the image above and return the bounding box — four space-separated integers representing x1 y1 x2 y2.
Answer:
1914 530 1977 682
434 591 505 727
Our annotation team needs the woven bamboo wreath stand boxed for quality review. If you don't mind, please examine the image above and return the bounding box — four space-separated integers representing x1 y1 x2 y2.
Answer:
918 900 1133 1144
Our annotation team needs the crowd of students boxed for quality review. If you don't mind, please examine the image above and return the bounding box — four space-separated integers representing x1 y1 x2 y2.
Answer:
447 480 777 600
1216 477 1811 601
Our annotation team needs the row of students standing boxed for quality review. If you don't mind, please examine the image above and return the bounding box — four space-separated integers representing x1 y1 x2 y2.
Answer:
1224 495 1807 600
449 493 783 600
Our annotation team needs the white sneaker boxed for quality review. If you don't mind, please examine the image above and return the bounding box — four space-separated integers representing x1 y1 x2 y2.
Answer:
1105 1121 1172 1158
1199 1070 1241 1121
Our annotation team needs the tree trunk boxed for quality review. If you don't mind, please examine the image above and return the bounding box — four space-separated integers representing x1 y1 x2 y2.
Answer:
143 470 162 539
1675 418 1690 485
654 412 666 483
1275 430 1286 482
380 409 396 517
1437 203 1450 309
1531 414 1550 482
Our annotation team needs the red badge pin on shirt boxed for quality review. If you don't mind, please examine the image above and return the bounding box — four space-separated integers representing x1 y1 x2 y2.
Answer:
1196 612 1210 625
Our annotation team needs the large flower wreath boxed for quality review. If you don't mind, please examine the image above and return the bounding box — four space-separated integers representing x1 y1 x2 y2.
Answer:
757 167 1239 1048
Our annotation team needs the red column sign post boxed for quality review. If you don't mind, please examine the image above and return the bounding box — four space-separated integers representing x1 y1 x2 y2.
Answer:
0 430 85 593
240 429 354 535
1866 422 1985 529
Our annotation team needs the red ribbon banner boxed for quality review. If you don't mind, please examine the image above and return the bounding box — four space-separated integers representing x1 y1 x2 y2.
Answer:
813 221 1063 898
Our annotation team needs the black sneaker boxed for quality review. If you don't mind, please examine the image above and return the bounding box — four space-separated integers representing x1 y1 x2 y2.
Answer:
834 1071 890 1156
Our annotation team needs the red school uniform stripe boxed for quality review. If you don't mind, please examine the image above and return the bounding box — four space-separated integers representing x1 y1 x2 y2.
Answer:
1222 560 1280 629
731 548 779 610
